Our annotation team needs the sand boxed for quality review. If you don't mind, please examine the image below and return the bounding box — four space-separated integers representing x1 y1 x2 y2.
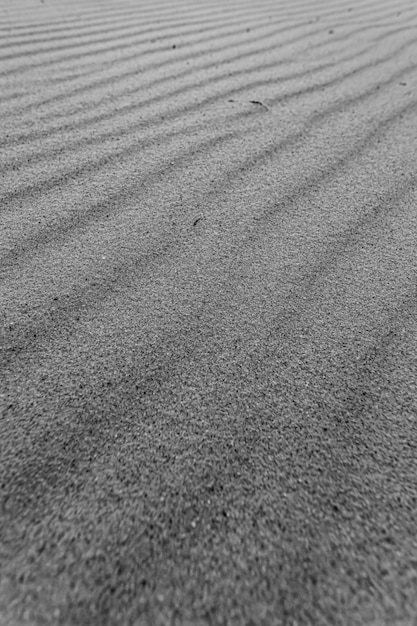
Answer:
1 0 417 624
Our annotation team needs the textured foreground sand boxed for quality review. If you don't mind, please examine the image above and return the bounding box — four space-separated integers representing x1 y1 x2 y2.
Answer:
1 0 417 624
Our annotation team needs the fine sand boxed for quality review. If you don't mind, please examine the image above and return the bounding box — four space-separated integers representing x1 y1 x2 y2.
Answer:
1 0 417 624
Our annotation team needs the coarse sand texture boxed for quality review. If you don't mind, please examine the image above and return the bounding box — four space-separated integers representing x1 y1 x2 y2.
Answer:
1 0 417 624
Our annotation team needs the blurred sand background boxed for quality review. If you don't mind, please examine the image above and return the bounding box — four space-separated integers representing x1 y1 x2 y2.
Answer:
1 0 417 624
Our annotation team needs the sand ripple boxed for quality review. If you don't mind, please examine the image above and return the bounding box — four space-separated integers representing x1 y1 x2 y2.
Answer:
1 0 417 623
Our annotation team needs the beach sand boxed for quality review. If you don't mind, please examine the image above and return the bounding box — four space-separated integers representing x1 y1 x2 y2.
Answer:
1 0 417 623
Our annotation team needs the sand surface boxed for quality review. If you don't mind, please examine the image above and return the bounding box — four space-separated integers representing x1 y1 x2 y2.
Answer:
1 0 417 624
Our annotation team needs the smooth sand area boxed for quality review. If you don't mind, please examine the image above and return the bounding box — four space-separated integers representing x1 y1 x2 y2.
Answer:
1 0 417 623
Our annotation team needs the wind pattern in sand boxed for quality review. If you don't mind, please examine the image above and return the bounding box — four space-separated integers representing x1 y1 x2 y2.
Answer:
1 0 417 623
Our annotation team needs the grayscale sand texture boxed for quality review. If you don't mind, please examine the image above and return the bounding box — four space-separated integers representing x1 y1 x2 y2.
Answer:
1 0 417 624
